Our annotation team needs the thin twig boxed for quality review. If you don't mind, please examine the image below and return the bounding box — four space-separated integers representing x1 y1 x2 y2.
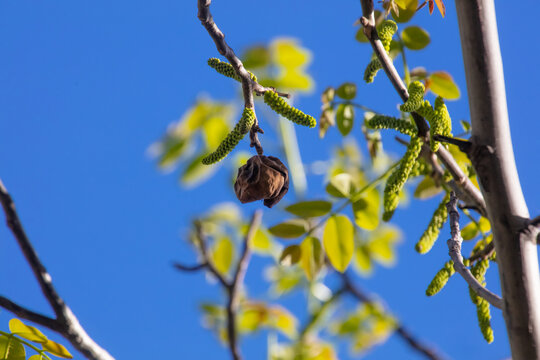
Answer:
0 179 114 360
445 192 503 309
358 1 487 216
226 210 262 360
175 210 262 360
341 273 443 360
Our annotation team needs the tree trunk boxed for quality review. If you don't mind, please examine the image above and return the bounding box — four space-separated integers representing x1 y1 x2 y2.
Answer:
455 0 540 358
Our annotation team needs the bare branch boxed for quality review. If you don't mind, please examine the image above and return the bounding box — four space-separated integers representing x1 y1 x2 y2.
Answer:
0 296 61 332
446 192 503 309
193 222 231 289
341 273 443 360
0 179 114 360
226 210 262 360
358 1 486 216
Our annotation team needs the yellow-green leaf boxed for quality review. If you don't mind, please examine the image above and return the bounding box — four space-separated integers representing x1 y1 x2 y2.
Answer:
323 215 355 272
461 222 478 240
391 0 418 23
367 227 401 266
401 26 430 50
202 116 230 149
300 237 324 280
28 355 45 360
180 153 217 186
414 176 443 199
276 68 313 91
0 335 25 360
211 237 234 275
336 83 357 100
279 245 302 266
478 217 491 233
354 245 373 276
9 319 48 344
428 71 460 100
285 200 332 218
268 219 308 239
272 38 311 69
352 188 380 231
42 339 73 359
326 173 356 198
251 228 273 254
157 137 189 168
268 306 298 338
336 104 354 136
242 45 271 69
238 304 267 333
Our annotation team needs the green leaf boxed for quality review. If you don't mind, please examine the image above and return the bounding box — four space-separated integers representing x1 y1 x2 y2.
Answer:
336 104 354 136
391 0 418 23
0 335 25 360
336 83 357 100
268 219 308 239
279 245 302 266
323 215 355 272
367 227 401 266
401 26 430 50
285 200 332 218
352 188 380 231
158 137 189 168
42 339 73 359
299 237 324 280
414 177 443 199
326 173 356 198
460 120 471 132
242 45 271 69
180 153 217 186
354 245 373 275
211 237 234 275
461 222 478 240
9 318 48 344
428 71 460 99
355 28 369 43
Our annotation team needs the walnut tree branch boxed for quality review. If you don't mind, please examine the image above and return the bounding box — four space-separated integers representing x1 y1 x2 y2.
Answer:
358 2 486 216
341 273 443 360
175 210 262 360
446 192 503 309
0 179 114 360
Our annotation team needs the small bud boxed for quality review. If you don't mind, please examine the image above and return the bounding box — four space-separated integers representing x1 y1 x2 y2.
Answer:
234 155 289 208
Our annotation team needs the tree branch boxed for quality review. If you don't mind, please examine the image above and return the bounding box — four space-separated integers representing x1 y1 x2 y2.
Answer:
358 2 487 216
445 192 503 309
174 210 262 360
454 1 540 357
341 273 443 360
0 179 114 360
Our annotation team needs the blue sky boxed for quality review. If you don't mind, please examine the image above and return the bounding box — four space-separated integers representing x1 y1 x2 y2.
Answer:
1 1 539 359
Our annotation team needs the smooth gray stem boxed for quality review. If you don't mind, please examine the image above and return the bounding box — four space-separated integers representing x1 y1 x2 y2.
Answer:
455 1 540 358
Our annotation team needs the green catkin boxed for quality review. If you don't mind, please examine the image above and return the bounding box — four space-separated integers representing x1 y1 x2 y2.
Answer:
263 90 316 128
400 81 425 112
469 259 494 343
363 20 397 83
409 159 430 178
382 136 423 221
415 192 451 254
426 261 455 296
429 96 453 151
201 108 255 165
208 58 258 83
365 115 417 136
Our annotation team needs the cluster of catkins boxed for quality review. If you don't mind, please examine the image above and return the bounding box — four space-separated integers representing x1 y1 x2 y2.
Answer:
203 57 316 165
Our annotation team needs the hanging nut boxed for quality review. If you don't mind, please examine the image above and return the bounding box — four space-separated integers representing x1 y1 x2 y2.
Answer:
234 155 289 208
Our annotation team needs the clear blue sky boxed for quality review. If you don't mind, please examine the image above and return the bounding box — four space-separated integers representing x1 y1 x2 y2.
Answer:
1 1 539 359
